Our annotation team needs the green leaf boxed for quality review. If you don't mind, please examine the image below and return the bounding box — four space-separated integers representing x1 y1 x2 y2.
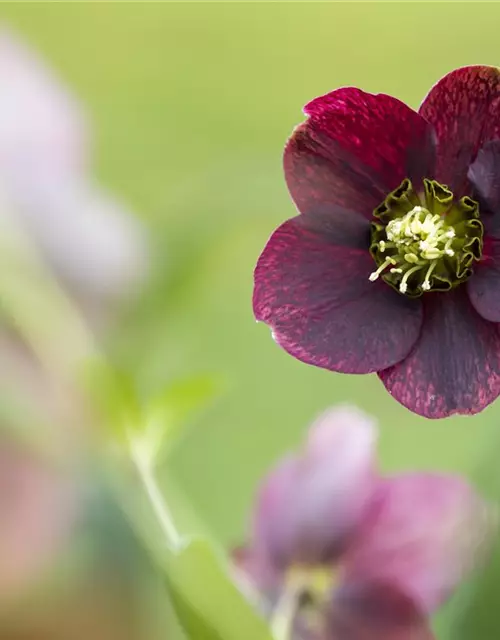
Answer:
83 357 141 441
164 538 273 640
445 545 500 638
143 374 223 462
86 361 221 464
168 586 222 640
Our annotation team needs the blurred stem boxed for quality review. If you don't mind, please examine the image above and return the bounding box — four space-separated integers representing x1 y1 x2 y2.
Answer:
130 439 181 551
0 203 96 384
271 582 302 640
0 197 183 553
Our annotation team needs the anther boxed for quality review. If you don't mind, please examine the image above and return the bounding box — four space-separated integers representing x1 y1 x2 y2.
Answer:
369 257 396 282
404 253 419 264
399 265 422 294
422 261 438 291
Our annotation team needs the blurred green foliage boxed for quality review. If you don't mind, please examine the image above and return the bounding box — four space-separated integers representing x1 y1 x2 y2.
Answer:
1 3 500 638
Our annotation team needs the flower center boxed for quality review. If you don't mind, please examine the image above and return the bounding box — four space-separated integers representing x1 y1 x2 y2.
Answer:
276 565 337 635
369 178 483 296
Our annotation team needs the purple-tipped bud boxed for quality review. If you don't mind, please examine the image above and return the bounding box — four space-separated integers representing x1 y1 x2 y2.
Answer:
249 406 378 588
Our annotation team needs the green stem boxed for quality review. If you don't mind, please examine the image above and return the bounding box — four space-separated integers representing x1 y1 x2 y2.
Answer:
0 202 183 553
0 208 96 384
129 440 181 551
0 198 184 562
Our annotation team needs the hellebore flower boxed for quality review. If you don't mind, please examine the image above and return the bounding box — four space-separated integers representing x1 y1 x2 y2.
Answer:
253 66 500 418
233 407 494 639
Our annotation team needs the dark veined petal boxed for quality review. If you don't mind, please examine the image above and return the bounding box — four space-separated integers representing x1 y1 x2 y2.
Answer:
468 139 500 237
253 215 422 374
285 88 435 218
419 66 500 195
327 582 434 640
379 288 500 418
340 474 493 615
468 239 500 321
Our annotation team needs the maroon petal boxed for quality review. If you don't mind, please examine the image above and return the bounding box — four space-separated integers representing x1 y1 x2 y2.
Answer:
285 88 435 218
465 140 500 321
419 66 500 195
468 139 500 237
468 239 500 321
327 582 434 640
253 216 422 374
379 288 500 418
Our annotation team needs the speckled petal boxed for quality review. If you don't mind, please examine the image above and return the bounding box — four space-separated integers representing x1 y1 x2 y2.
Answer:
341 473 494 614
253 215 422 374
285 88 435 218
378 288 500 418
419 66 500 195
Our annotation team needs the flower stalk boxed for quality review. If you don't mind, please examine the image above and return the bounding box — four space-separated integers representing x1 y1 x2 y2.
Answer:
271 579 303 640
128 435 182 551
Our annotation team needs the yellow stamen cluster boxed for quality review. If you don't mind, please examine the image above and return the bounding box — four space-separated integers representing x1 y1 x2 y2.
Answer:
369 205 456 294
369 178 482 296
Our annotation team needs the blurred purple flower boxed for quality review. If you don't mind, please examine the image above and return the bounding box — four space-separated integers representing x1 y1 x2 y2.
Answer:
0 27 147 611
253 66 500 419
234 407 494 639
0 27 147 310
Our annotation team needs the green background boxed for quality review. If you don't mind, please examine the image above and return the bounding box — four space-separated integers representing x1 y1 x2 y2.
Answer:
2 3 500 638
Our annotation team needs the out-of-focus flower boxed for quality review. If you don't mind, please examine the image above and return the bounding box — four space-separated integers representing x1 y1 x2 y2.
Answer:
326 582 434 640
0 27 147 312
0 26 148 615
253 66 500 418
0 437 77 607
234 406 494 639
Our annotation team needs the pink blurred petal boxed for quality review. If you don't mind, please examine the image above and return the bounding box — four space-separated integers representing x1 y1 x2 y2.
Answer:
0 440 78 604
249 407 378 579
7 175 148 302
291 406 378 556
252 454 300 580
0 27 87 178
0 28 148 307
341 473 494 614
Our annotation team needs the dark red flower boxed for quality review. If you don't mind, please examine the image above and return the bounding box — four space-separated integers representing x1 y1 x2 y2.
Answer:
253 66 500 418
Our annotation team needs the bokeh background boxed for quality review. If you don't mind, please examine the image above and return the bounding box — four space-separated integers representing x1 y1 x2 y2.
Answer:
1 3 500 639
